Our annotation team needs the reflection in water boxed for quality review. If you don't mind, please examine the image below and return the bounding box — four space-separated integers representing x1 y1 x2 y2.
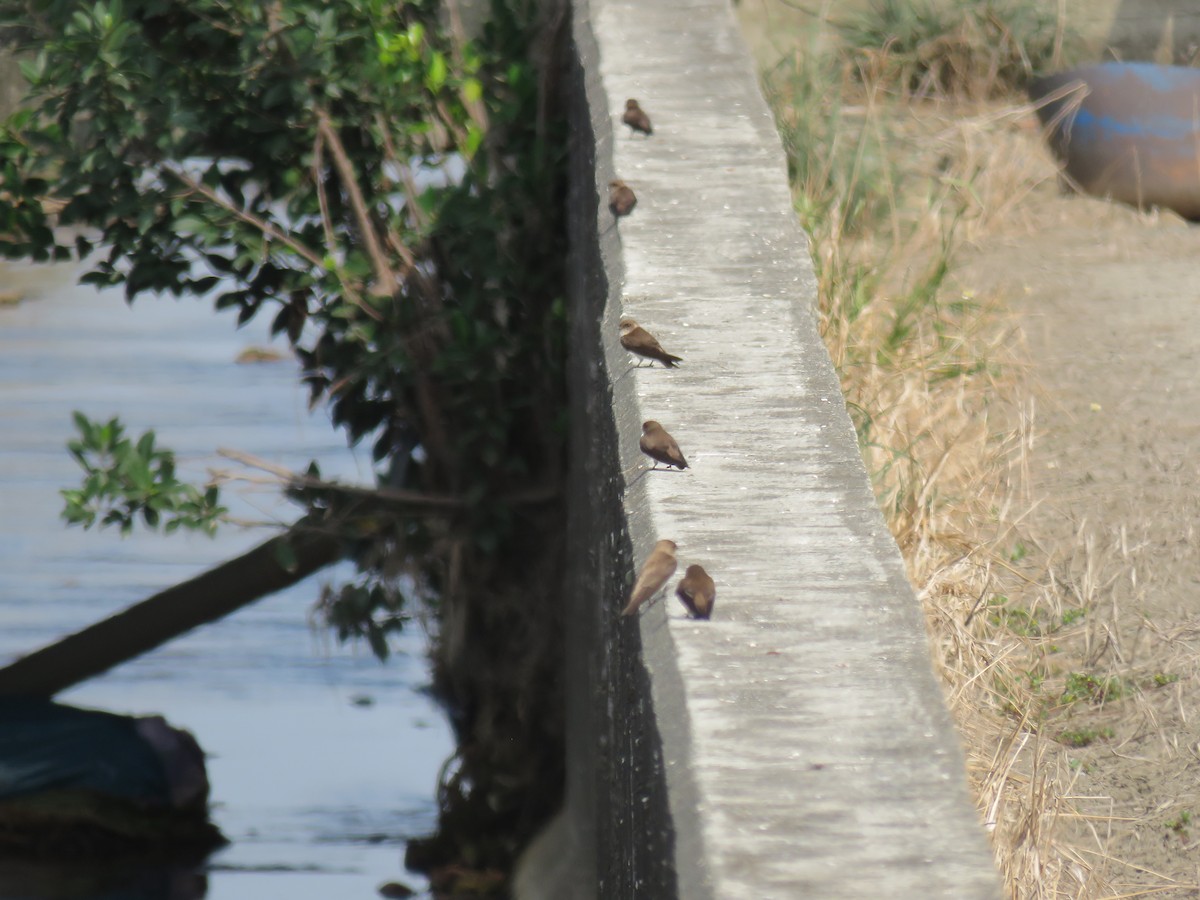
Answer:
0 263 453 899
0 858 209 900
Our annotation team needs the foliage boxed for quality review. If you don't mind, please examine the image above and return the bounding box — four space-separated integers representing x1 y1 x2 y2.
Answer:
835 0 1078 99
60 411 225 535
0 0 568 887
1166 810 1192 837
1060 672 1128 706
1056 726 1112 748
0 0 565 642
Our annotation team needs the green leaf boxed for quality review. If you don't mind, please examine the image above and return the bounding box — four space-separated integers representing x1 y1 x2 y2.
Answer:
426 52 447 91
135 429 156 459
17 58 44 85
72 410 93 442
464 125 483 159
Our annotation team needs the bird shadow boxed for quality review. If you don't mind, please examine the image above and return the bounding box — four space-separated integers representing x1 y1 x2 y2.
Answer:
622 464 689 487
614 361 677 385
615 586 672 624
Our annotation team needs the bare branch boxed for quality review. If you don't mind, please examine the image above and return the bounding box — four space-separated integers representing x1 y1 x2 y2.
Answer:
216 448 559 508
165 158 382 322
163 162 325 270
217 448 465 510
312 130 341 267
443 0 492 135
314 106 397 298
375 111 429 234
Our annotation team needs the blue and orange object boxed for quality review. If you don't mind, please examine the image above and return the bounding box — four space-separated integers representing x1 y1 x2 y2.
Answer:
1030 62 1200 221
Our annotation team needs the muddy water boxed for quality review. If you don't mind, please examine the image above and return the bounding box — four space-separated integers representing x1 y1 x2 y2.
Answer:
0 262 452 899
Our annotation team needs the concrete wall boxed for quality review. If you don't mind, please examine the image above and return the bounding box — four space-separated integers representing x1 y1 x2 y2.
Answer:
534 0 1007 897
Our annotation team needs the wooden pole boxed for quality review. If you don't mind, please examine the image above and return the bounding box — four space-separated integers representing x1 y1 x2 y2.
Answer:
0 526 344 698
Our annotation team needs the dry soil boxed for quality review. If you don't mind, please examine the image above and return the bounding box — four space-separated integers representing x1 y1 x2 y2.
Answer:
959 130 1200 895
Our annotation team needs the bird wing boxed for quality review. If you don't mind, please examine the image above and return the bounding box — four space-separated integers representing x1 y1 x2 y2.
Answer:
621 326 655 353
624 327 678 364
663 435 687 468
638 433 660 460
623 108 652 133
693 577 715 617
676 580 699 616
622 551 677 615
640 434 683 468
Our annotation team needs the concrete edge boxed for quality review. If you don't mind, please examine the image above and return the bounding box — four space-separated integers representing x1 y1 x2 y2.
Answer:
559 0 1005 896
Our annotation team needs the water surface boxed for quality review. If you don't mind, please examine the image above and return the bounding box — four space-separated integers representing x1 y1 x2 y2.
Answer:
0 263 452 899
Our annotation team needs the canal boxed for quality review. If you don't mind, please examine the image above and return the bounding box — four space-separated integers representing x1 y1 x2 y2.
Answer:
0 261 452 899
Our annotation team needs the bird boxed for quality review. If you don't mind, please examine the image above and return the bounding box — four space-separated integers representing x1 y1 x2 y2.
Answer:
639 420 688 470
676 565 716 620
621 539 678 616
622 99 653 136
609 179 637 217
619 317 682 368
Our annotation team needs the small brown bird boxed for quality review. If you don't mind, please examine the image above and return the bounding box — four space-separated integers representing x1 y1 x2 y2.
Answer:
639 420 688 470
609 179 637 217
621 539 678 616
622 99 653 136
676 565 716 620
620 317 682 368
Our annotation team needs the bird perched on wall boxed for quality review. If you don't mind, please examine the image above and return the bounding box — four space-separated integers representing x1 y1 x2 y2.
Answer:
639 420 688 470
619 317 682 368
621 539 678 616
609 179 637 217
676 565 716 620
622 98 653 136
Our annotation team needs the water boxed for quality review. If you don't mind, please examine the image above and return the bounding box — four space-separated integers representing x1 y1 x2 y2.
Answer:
0 262 454 899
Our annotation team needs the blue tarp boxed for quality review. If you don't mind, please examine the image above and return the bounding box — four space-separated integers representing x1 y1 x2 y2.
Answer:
0 699 171 807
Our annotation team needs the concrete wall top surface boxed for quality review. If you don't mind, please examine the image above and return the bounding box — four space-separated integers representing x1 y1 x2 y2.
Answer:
571 0 1005 896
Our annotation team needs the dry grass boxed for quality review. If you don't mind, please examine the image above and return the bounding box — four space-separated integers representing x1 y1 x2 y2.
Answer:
834 0 1075 100
754 3 1200 894
825 219 1121 898
759 18 1154 897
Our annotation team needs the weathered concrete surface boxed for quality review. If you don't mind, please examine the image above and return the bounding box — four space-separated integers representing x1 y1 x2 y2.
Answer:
557 0 1005 897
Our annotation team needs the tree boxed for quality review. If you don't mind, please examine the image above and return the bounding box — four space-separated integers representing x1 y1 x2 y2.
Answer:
0 0 568 889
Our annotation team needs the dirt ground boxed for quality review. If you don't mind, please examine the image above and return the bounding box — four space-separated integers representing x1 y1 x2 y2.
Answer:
958 130 1200 894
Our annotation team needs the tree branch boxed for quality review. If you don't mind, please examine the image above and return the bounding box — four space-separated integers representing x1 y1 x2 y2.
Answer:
216 448 468 511
214 448 559 508
165 160 382 322
163 163 325 270
0 524 344 698
312 129 343 274
314 106 397 298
